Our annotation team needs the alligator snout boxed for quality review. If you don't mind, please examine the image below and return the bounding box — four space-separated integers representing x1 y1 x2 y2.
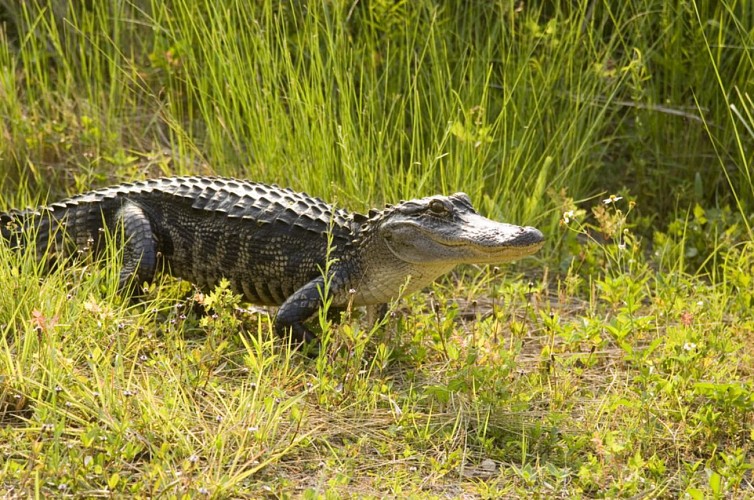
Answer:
520 226 545 244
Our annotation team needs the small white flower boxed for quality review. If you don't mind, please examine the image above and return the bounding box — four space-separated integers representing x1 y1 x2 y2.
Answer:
562 210 575 223
603 195 623 205
683 342 696 351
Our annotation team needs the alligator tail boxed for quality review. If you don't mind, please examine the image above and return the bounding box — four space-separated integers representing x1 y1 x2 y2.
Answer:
0 208 61 256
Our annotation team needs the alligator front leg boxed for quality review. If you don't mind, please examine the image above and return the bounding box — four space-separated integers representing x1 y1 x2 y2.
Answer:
274 273 346 344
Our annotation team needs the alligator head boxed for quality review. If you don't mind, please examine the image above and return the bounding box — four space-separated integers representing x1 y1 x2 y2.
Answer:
373 192 544 265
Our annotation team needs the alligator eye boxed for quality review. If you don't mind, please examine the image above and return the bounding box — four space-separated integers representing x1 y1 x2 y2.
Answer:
428 199 447 214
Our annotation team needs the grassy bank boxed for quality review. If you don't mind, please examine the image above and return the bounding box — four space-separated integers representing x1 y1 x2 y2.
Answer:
1 0 752 497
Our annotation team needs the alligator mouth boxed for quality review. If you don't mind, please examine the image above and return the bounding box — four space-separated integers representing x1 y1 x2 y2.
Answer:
382 218 545 265
434 238 544 251
412 225 545 254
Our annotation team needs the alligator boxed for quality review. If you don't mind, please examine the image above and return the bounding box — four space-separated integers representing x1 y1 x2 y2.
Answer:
0 176 544 343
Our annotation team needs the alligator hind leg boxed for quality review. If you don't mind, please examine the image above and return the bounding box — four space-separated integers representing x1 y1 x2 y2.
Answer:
115 202 158 294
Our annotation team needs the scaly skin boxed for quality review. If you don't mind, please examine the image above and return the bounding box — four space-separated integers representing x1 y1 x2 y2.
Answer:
1 176 545 343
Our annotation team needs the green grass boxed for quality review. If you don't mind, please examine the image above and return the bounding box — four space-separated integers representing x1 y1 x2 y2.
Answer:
1 0 753 497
